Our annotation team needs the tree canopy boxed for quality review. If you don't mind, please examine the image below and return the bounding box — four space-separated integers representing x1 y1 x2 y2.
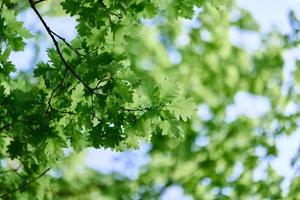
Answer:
1 0 300 199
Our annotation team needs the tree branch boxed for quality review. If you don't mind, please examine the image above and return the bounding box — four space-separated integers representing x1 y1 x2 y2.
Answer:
50 30 85 57
34 0 46 5
47 67 68 114
91 95 101 121
0 168 51 198
28 0 95 94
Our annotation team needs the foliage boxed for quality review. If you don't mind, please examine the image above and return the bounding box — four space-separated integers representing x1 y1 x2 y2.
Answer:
1 0 300 199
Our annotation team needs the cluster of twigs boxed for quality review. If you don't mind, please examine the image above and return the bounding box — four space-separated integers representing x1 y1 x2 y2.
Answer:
0 0 153 197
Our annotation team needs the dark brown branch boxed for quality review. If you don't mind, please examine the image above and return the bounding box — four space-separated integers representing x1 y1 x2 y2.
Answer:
93 80 102 90
50 30 85 57
97 1 122 25
98 0 113 26
34 0 46 5
91 95 101 121
47 67 68 114
28 0 95 94
92 76 110 90
0 168 51 198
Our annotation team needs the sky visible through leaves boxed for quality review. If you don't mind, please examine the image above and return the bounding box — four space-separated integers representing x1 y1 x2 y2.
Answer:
6 0 300 198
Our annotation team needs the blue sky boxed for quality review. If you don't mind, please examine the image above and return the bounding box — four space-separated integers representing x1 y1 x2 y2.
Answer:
238 0 300 32
8 0 300 198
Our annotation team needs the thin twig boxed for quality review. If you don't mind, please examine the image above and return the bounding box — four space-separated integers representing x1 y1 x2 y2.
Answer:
28 0 95 94
50 30 85 57
92 76 110 90
93 80 102 90
0 168 51 198
47 67 68 114
98 0 113 26
34 0 46 5
91 95 101 121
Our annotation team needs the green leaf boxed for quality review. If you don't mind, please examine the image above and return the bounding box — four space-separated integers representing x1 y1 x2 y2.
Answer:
168 97 196 121
70 83 85 110
45 137 65 162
